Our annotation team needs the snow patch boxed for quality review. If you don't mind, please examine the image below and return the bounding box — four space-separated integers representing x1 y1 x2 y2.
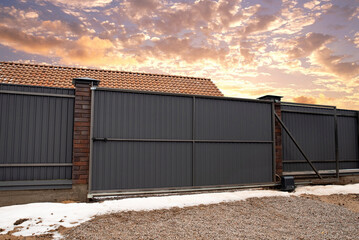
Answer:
293 183 359 196
0 183 358 238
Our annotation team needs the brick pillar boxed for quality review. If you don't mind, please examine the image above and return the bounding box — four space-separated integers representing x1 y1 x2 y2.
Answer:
258 95 283 181
72 78 100 185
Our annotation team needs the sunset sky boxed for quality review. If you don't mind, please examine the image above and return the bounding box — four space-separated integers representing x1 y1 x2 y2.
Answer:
1 0 359 109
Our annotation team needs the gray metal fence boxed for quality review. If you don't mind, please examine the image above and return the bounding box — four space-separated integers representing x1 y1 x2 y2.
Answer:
0 84 74 190
90 88 275 193
281 103 359 176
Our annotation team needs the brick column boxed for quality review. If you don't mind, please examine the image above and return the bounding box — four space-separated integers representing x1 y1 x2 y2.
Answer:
258 95 283 181
72 78 99 185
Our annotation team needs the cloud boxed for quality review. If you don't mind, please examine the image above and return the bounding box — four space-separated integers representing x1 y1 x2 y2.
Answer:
312 48 359 79
0 6 88 38
293 93 338 106
287 32 334 59
0 25 135 67
240 48 255 65
327 4 359 20
354 32 359 48
0 25 63 54
303 0 320 10
0 6 39 27
141 37 230 64
40 20 88 36
123 0 159 13
25 11 38 18
242 15 279 36
293 95 317 104
43 0 113 8
273 0 328 35
123 0 246 35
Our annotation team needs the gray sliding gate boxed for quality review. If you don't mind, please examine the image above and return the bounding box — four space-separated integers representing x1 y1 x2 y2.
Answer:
0 84 74 190
90 88 275 193
281 103 359 176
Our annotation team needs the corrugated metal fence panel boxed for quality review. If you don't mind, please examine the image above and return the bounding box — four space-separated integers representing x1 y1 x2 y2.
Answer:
92 142 192 191
337 109 359 169
194 143 273 186
282 105 336 172
195 98 272 140
92 89 274 192
0 84 74 182
282 105 359 172
94 90 192 139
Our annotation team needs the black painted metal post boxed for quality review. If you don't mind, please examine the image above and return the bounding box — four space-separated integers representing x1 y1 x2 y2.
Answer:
192 96 196 186
271 102 276 182
334 107 339 179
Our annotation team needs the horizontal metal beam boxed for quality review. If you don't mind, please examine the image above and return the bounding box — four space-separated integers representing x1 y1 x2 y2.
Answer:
95 87 273 104
281 102 335 109
0 179 72 190
283 159 359 163
0 163 72 167
336 114 358 117
281 109 334 116
88 182 279 198
0 90 75 98
92 137 273 144
283 169 359 176
282 109 357 118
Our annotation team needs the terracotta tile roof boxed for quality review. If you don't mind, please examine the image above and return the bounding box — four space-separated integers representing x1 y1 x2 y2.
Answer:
0 62 223 96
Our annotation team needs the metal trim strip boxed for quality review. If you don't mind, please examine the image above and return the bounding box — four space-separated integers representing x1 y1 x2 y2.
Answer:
95 87 273 104
92 138 273 143
0 90 75 98
0 163 72 167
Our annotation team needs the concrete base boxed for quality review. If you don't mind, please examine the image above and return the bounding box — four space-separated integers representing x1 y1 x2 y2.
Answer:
0 184 88 207
337 175 359 185
297 175 359 186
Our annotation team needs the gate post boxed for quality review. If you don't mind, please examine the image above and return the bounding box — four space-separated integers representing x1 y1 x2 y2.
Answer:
72 78 100 188
258 95 283 181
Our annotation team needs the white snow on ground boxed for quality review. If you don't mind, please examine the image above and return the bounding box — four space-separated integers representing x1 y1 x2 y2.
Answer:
0 183 358 238
292 183 359 196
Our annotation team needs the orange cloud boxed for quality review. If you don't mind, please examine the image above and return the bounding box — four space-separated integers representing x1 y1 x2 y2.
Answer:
0 25 136 67
0 25 63 54
141 37 230 64
312 48 359 79
293 96 317 104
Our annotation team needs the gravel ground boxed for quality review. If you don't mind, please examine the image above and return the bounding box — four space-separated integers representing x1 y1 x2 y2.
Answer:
62 196 359 240
305 194 359 212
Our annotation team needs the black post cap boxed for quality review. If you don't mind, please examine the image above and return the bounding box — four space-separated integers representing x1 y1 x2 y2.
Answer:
72 77 100 86
258 95 283 102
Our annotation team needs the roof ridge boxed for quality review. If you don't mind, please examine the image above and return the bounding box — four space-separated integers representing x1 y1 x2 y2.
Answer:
0 61 211 81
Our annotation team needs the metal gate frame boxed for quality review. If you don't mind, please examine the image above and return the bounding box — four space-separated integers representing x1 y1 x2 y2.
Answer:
87 87 278 197
280 101 359 178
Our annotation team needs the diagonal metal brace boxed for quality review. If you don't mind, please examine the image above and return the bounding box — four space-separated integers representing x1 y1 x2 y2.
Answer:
274 113 322 179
